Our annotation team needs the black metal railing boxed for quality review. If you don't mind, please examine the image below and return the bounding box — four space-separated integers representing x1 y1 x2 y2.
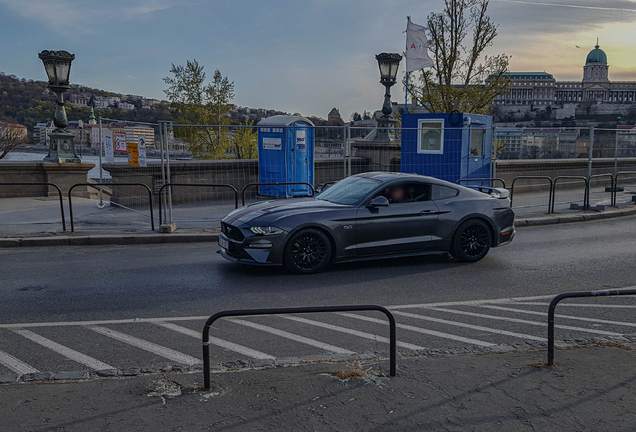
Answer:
202 305 397 390
510 176 554 214
614 171 636 205
68 183 155 232
456 178 507 189
588 173 615 209
241 182 315 206
551 176 589 213
547 288 636 365
0 182 66 231
157 183 239 226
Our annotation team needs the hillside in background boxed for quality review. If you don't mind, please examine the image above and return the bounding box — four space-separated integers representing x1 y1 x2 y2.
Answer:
0 73 174 135
0 73 318 139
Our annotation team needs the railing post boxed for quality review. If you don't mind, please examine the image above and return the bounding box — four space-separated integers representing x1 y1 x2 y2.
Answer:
202 305 396 391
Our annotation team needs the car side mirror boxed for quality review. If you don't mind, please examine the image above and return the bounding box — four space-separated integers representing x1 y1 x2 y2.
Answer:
367 196 389 208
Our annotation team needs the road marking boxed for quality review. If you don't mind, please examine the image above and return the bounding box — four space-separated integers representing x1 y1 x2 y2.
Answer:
280 315 426 351
388 294 558 310
508 302 636 309
427 307 624 336
479 305 636 328
12 329 113 371
386 311 545 342
227 319 354 355
86 326 200 366
0 316 211 329
153 322 274 360
0 349 38 374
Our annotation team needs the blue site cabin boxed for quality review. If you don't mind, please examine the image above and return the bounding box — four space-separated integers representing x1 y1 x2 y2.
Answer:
401 112 493 184
257 115 315 197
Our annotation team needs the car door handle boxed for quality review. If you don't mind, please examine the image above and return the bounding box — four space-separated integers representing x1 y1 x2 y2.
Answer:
420 210 436 215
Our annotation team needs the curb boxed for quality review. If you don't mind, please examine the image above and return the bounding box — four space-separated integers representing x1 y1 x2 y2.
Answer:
0 232 220 248
514 205 636 227
2 335 634 385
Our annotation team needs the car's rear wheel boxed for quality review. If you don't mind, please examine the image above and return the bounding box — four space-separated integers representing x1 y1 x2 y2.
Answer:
283 228 332 274
450 219 492 262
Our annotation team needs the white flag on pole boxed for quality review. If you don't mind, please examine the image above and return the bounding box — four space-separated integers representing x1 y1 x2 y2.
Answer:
405 17 434 72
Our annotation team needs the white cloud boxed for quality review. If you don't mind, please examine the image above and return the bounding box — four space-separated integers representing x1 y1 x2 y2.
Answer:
0 0 180 35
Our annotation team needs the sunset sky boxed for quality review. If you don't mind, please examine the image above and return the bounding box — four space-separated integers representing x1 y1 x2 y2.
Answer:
0 0 634 119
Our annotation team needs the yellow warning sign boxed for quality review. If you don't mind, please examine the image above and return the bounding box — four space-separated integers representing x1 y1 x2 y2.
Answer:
127 142 139 166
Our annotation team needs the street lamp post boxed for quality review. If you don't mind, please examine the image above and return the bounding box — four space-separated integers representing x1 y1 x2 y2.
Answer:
38 50 81 163
375 52 402 141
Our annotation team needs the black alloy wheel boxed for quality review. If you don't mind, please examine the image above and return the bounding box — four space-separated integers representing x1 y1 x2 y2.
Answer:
450 219 492 262
284 228 332 274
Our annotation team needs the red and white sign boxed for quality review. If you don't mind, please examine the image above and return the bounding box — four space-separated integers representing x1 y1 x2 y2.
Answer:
115 132 127 153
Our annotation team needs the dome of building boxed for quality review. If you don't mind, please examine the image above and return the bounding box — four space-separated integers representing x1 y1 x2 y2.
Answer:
586 44 607 64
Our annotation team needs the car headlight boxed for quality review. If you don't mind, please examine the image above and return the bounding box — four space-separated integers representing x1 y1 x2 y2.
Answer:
249 226 285 235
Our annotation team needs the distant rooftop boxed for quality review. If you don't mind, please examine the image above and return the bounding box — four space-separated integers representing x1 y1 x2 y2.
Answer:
504 72 555 80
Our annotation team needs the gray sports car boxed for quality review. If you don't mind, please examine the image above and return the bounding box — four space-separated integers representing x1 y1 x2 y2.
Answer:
218 172 515 274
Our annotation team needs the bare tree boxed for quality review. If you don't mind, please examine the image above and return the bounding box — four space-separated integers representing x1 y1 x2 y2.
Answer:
408 0 511 114
0 123 27 160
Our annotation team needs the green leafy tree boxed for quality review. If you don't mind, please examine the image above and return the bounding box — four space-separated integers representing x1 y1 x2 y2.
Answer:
408 0 511 114
231 121 258 159
163 59 235 159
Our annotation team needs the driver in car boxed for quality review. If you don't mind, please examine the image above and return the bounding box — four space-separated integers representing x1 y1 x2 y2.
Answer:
389 186 405 203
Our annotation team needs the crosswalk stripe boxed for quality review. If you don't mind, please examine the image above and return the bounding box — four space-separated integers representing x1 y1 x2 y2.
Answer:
0 349 38 374
153 322 274 360
339 313 501 345
12 329 113 371
389 294 558 310
383 311 545 342
479 305 636 328
280 315 426 351
86 326 200 366
508 302 636 309
227 319 354 355
427 307 625 336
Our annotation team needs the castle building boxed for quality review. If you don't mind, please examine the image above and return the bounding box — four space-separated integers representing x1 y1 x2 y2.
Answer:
494 43 636 117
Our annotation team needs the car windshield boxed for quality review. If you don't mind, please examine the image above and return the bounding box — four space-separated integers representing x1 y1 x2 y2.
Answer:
316 176 382 205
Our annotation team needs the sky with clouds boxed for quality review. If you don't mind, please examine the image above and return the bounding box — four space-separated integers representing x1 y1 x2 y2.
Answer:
1 0 635 119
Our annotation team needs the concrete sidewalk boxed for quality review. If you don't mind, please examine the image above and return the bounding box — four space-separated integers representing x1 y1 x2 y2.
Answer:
1 344 635 431
1 195 636 248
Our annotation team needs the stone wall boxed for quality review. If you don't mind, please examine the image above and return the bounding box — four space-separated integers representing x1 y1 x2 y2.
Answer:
0 162 95 198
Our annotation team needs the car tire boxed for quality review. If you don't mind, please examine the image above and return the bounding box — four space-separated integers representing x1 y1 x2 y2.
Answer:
283 228 332 274
450 219 492 262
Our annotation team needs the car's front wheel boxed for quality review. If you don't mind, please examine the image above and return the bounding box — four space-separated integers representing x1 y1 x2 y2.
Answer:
283 228 332 274
450 219 492 262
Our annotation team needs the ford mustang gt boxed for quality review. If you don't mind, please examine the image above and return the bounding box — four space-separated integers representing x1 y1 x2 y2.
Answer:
218 172 515 274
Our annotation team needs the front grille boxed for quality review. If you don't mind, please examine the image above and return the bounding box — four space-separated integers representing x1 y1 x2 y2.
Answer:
222 222 244 242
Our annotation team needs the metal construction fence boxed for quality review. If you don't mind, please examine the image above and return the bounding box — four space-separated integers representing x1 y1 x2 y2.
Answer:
81 121 636 224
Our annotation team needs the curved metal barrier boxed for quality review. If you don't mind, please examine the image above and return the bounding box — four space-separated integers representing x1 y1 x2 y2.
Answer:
588 173 615 209
456 178 507 189
241 182 315 206
68 183 154 232
157 183 239 226
551 176 589 213
548 289 636 365
510 176 554 213
202 305 397 390
0 182 66 231
614 171 636 206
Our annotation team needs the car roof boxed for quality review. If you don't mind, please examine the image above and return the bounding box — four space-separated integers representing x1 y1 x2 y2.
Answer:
354 171 443 183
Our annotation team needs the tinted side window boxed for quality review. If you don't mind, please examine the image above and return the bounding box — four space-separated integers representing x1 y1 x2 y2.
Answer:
379 182 431 203
432 185 459 200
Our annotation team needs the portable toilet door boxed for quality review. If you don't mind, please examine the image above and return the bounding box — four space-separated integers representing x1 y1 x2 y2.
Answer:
291 126 313 196
463 115 493 181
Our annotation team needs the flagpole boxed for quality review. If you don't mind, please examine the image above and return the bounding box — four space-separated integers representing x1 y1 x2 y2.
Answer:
404 72 409 113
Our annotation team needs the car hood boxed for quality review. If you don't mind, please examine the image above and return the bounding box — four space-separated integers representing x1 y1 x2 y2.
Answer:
222 198 348 226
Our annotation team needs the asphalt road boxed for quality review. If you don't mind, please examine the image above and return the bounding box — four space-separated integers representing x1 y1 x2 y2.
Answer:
1 216 636 376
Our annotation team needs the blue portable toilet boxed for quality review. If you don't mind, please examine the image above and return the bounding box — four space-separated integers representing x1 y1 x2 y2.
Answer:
257 115 315 197
401 112 493 183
